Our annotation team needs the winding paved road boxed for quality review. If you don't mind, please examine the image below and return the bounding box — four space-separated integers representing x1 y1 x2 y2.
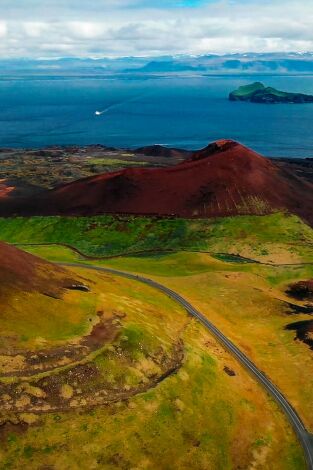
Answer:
60 262 313 470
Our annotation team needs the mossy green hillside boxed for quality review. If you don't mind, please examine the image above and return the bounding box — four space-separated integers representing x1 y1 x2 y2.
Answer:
0 212 312 262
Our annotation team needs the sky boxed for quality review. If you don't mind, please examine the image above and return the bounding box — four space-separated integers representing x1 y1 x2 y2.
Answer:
0 0 312 58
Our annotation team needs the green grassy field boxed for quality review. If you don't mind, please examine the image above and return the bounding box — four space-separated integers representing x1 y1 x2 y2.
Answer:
0 212 312 468
86 157 147 167
0 212 312 262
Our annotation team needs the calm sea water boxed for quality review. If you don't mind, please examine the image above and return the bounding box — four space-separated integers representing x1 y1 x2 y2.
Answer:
1 74 313 157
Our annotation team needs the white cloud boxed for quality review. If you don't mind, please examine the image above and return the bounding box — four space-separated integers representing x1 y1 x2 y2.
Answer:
0 21 7 38
0 1 312 57
66 22 107 39
23 22 48 38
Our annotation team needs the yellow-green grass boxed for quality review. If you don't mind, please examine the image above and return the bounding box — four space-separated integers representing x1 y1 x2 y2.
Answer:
0 306 304 469
77 252 313 433
12 216 313 433
86 157 147 166
15 238 313 433
17 247 254 276
0 268 188 394
0 288 97 352
18 244 313 282
16 244 83 264
24 243 313 430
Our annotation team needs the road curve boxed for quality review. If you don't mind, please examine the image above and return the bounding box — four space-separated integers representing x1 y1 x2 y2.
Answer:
59 262 313 470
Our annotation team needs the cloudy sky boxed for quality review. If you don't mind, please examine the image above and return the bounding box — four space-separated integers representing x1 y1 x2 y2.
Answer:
0 0 312 58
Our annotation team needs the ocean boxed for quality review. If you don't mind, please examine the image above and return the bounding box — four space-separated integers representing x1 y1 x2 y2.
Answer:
1 74 313 157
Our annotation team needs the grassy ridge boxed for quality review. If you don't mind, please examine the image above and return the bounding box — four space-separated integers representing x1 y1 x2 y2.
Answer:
0 212 312 260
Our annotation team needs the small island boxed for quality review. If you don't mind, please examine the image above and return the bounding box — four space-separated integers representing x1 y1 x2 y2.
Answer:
229 82 313 104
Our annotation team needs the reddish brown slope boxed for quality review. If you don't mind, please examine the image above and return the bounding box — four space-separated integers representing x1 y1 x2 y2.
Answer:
0 241 78 299
2 140 313 224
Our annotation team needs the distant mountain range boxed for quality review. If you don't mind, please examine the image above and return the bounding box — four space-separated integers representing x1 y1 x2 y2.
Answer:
3 53 313 76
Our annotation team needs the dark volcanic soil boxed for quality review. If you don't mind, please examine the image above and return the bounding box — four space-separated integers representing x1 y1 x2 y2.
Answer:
274 157 313 186
287 279 313 301
0 139 313 225
134 144 192 159
285 320 313 350
0 340 185 416
0 144 183 194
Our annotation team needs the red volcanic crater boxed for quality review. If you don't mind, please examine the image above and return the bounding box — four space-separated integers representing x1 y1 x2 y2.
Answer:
1 140 313 224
